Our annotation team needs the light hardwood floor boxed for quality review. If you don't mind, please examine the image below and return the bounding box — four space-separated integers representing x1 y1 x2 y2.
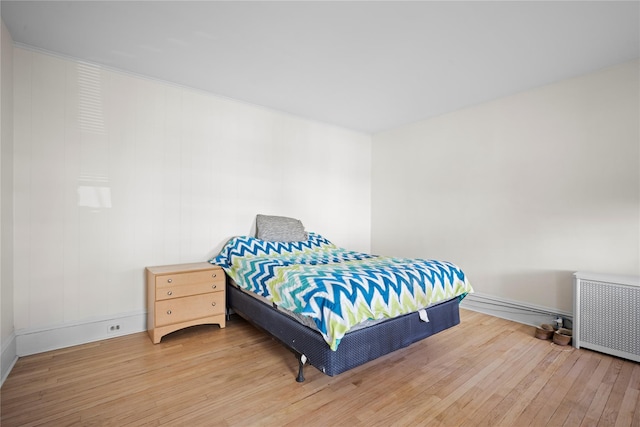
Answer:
2 309 639 426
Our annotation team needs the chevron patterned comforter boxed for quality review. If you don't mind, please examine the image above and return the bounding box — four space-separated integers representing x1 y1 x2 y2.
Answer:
211 233 473 350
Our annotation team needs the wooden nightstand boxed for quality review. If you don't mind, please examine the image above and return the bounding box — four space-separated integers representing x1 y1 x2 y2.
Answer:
146 262 225 344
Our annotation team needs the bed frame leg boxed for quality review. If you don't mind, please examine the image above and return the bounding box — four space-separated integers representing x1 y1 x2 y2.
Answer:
296 354 307 382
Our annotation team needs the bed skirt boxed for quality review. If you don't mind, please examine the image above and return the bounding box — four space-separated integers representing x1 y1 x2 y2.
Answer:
227 283 461 378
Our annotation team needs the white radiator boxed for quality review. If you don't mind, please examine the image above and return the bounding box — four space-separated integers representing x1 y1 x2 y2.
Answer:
573 272 639 362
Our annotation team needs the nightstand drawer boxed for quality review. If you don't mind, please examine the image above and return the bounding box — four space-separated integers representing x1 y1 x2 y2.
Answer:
155 269 223 288
155 281 223 301
155 292 225 327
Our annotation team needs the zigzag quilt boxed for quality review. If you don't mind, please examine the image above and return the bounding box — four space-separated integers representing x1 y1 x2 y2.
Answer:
211 233 473 350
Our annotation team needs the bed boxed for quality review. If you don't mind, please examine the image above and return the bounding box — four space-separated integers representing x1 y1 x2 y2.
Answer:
210 215 473 381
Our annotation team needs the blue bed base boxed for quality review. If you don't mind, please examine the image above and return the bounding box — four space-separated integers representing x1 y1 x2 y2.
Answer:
227 283 461 381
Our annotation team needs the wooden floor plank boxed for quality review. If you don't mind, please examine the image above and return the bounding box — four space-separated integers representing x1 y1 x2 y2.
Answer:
599 361 636 427
561 353 612 427
2 309 638 427
440 329 556 426
500 345 575 426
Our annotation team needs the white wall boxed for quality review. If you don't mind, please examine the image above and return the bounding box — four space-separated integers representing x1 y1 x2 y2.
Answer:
8 45 638 358
1 19 16 382
372 60 639 314
12 47 371 349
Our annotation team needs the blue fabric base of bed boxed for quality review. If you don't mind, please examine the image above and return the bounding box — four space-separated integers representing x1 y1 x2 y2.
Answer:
227 283 461 378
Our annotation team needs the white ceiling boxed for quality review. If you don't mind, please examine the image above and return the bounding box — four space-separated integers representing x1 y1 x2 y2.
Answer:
2 1 639 134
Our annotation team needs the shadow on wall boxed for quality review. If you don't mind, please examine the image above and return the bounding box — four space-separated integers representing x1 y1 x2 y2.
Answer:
204 216 258 261
499 269 575 314
206 237 235 261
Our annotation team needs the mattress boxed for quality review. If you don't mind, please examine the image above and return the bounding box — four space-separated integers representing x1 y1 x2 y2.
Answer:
229 279 386 333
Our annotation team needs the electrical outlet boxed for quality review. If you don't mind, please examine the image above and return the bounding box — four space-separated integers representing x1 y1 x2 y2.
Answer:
107 324 121 333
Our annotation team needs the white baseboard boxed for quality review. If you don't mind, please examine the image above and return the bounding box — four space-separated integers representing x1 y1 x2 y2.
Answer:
461 293 573 329
16 311 147 357
1 332 18 386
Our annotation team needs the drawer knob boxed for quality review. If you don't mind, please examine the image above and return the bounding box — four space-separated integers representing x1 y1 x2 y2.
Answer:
212 273 217 278
211 302 216 307
212 284 217 290
167 291 172 296
167 310 172 315
167 279 173 283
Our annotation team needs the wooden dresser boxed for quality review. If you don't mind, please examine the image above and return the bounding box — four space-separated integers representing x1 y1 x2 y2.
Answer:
146 262 225 344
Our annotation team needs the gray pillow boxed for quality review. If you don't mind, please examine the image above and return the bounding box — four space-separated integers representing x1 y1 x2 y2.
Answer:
256 214 307 242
